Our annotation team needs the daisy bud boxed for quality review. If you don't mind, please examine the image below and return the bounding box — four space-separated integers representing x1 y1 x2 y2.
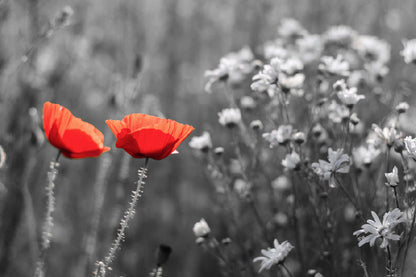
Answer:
189 132 212 153
214 147 224 156
193 218 211 238
240 96 257 110
218 108 242 128
221 237 232 245
292 131 306 144
195 237 205 245
250 120 263 131
395 102 409 114
349 113 360 125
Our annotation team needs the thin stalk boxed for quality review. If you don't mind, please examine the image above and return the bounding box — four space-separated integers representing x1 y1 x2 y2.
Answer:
281 263 294 277
94 158 149 277
386 245 392 277
34 151 61 277
392 187 400 209
401 205 416 275
333 174 364 220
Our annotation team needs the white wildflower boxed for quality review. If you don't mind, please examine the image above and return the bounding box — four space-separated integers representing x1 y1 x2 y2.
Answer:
404 136 416 161
352 144 380 167
282 152 301 170
263 125 293 147
323 25 358 47
218 108 241 128
395 102 409 114
253 239 294 272
312 148 350 181
353 209 406 248
234 179 251 198
296 34 323 64
372 124 400 148
319 55 350 76
240 96 257 110
278 18 308 39
327 100 349 124
189 132 213 152
272 176 291 191
337 86 365 106
193 218 211 237
400 39 416 64
352 35 391 64
385 166 399 187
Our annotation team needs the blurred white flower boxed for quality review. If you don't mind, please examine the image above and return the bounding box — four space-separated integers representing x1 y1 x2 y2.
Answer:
193 218 211 237
279 57 304 75
400 39 416 64
249 120 264 130
319 55 350 76
327 100 349 123
352 144 380 167
240 96 257 110
263 125 293 147
296 34 322 63
251 58 281 95
352 35 391 64
395 102 409 114
337 86 365 106
292 131 306 144
272 176 291 191
353 209 406 248
253 239 294 272
205 46 258 93
312 148 350 181
372 124 400 148
404 136 416 161
385 166 399 187
234 179 251 198
282 152 301 170
0 145 5 169
263 40 289 60
218 108 241 128
323 25 358 47
279 73 305 96
278 18 308 39
189 132 213 152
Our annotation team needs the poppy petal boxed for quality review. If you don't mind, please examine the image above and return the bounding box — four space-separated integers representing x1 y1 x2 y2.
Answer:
105 119 128 137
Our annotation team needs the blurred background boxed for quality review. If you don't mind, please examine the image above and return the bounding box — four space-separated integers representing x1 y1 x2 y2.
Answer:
1 0 416 276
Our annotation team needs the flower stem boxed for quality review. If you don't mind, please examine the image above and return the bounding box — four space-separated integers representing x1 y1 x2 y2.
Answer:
281 263 294 277
34 151 61 277
94 158 149 277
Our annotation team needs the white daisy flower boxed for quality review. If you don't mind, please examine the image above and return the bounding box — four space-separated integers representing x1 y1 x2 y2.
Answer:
253 239 294 272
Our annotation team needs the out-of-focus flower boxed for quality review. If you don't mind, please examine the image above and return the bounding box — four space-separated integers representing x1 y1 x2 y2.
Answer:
279 57 304 75
274 212 289 226
350 113 360 125
263 125 293 147
404 136 416 161
251 58 280 95
337 86 365 107
234 179 251 198
253 239 294 272
327 100 349 124
250 120 264 131
240 96 257 110
296 34 323 64
352 35 391 64
353 209 406 248
372 124 400 148
278 18 308 39
312 148 350 181
364 61 389 83
323 25 358 47
333 79 347 92
43 102 110 159
218 108 242 128
352 144 380 167
396 102 409 114
263 40 289 60
292 131 306 144
272 176 291 191
0 145 5 169
189 132 212 152
279 73 305 96
282 152 301 170
319 55 350 76
193 218 211 237
214 147 224 156
205 46 259 93
385 166 399 187
401 39 416 64
106 113 194 160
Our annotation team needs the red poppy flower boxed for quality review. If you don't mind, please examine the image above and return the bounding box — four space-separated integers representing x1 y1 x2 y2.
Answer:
106 113 194 160
43 101 110 158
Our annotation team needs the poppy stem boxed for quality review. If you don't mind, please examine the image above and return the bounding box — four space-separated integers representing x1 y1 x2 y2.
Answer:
34 152 61 277
94 159 149 277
